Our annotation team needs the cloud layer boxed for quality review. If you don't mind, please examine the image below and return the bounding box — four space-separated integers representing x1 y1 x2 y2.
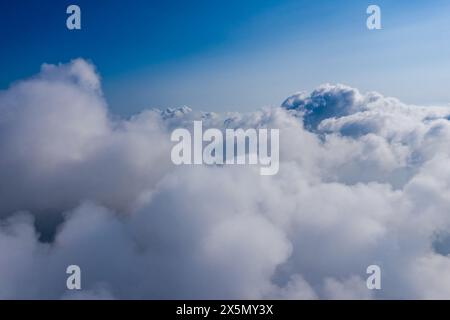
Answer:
2 59 450 299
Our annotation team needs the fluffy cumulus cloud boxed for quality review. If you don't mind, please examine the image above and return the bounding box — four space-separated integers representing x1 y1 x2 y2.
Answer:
2 59 450 299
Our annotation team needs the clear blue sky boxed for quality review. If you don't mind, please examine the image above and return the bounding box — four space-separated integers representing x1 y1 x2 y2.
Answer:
1 0 450 115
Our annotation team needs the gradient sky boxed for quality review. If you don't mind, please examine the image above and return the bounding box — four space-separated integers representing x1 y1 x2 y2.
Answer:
1 0 450 115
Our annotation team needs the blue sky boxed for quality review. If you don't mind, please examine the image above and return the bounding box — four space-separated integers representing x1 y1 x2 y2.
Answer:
1 0 450 115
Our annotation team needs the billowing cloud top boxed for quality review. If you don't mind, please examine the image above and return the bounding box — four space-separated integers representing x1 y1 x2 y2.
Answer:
1 59 450 299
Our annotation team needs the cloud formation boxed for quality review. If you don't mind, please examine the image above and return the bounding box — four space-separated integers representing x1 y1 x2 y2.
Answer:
1 59 450 299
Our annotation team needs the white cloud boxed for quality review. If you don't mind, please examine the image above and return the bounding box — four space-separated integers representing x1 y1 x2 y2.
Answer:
1 60 450 299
